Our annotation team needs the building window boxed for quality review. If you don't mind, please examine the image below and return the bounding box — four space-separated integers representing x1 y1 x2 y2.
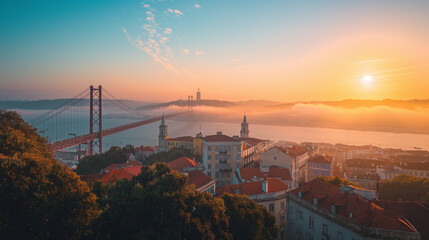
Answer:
322 223 328 235
215 154 219 160
215 172 219 178
330 205 336 214
227 154 231 160
280 216 285 226
298 211 303 222
227 146 231 151
281 202 285 210
215 163 219 169
207 146 212 151
304 216 311 229
269 204 274 213
216 146 219 151
208 164 211 170
336 231 342 240
298 192 302 198
236 163 240 169
290 206 294 216
237 154 241 160
207 172 211 177
208 154 212 160
312 198 318 205
237 145 241 151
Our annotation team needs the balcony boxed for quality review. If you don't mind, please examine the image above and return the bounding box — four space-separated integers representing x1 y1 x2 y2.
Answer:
219 168 232 172
219 158 227 163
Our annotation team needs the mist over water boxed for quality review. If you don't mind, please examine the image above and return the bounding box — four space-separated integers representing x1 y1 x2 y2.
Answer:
16 107 429 151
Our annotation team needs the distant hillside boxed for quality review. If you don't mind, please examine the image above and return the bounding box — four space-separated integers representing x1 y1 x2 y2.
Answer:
268 99 429 110
2 98 429 111
0 99 150 110
137 99 235 110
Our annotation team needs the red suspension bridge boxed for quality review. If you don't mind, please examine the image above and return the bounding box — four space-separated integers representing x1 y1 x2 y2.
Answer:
28 85 190 155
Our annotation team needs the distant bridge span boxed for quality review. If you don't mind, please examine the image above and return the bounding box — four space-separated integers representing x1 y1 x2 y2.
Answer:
48 112 185 152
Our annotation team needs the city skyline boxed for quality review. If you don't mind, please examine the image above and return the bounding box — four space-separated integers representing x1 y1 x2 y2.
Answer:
1 0 429 102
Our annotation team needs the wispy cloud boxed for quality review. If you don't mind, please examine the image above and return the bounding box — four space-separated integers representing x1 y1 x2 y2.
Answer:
194 4 201 8
164 28 172 34
183 49 189 54
195 50 205 56
167 8 183 17
121 3 181 74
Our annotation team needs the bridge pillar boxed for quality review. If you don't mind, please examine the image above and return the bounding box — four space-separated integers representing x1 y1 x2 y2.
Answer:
89 85 103 155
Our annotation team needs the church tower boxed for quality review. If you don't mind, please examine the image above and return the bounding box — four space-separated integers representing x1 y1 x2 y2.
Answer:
159 114 168 151
196 88 201 101
240 115 249 138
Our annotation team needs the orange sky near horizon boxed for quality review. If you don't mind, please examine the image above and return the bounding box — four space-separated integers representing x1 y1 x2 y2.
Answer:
1 0 429 102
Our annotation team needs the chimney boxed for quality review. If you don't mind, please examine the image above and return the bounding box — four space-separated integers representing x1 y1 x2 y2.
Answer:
262 176 268 193
217 131 223 135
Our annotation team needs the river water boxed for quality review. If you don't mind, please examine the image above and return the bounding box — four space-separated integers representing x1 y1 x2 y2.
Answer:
17 110 429 151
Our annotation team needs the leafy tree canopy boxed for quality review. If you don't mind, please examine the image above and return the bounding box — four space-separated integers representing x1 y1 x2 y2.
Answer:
378 175 429 203
75 146 133 175
93 163 232 240
0 109 100 239
316 176 361 187
221 193 278 240
143 146 200 165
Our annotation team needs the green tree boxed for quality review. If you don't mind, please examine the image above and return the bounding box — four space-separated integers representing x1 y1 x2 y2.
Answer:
378 175 429 203
93 163 231 240
316 176 361 187
221 193 278 240
75 146 132 175
144 146 201 165
0 109 100 239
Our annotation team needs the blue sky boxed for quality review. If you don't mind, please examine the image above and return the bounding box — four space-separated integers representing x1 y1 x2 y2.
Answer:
1 0 429 101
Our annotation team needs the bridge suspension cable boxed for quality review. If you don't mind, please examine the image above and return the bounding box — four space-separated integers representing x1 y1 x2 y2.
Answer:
28 88 90 126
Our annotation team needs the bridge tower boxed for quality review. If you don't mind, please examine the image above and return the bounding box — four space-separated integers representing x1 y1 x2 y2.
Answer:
89 85 102 155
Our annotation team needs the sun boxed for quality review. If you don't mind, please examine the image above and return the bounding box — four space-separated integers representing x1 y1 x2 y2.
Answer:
361 75 372 85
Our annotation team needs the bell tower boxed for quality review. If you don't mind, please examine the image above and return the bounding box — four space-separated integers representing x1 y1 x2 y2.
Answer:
240 115 249 138
159 114 168 151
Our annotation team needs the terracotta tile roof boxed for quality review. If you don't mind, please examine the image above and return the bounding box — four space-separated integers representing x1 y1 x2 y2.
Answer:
79 173 106 182
215 178 288 197
167 136 194 142
241 137 264 146
135 146 154 152
167 156 197 171
205 134 238 142
285 145 308 157
402 162 429 171
101 160 142 173
308 155 332 164
374 200 429 240
238 166 292 182
276 146 288 153
186 170 214 190
100 166 142 183
291 179 428 234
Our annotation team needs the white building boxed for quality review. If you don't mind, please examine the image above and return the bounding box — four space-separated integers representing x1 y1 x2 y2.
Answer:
260 146 309 188
306 155 333 182
202 132 243 186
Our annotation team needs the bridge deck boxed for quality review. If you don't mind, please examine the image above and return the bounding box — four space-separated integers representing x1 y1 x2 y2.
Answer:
49 112 185 152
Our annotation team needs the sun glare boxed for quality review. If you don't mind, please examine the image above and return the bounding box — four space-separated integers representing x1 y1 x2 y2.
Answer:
361 75 372 85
